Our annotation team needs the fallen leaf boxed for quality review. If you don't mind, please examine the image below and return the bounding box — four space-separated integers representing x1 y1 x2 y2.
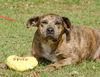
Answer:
69 70 79 76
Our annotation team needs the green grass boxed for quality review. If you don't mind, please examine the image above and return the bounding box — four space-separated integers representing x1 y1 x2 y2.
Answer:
0 0 100 77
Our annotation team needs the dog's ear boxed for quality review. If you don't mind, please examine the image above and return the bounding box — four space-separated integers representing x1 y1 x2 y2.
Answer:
62 17 71 41
62 17 72 29
27 16 39 28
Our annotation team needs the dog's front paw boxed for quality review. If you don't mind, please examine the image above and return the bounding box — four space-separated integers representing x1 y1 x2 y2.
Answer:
33 70 41 76
43 64 56 71
0 63 7 69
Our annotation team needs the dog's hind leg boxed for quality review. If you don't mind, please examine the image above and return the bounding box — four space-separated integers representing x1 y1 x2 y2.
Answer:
93 47 100 62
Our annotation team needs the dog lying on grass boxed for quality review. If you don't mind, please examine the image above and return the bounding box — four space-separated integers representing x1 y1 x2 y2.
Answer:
0 13 100 72
26 13 100 71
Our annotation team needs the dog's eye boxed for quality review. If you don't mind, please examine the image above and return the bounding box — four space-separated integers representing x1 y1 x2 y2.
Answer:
41 21 48 24
55 21 61 25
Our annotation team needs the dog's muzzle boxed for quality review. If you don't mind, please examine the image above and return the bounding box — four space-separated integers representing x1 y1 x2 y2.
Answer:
45 27 57 41
46 27 54 36
46 27 56 39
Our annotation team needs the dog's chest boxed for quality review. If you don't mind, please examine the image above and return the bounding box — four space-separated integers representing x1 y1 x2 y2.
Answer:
41 43 58 62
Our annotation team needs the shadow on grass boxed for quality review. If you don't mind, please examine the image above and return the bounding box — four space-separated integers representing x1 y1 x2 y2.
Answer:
38 58 52 66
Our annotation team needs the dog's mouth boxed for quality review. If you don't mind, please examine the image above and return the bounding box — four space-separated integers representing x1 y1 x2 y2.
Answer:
47 33 54 37
46 34 57 42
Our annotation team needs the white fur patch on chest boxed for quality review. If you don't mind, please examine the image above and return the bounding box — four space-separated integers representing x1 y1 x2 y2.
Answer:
41 43 51 55
41 43 57 62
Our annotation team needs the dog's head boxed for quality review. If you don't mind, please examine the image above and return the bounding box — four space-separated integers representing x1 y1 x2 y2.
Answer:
27 14 72 41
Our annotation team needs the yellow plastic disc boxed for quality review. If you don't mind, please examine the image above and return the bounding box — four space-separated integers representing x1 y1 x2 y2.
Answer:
6 55 38 72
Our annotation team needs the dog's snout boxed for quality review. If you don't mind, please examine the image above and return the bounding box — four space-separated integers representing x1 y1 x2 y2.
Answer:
47 27 54 34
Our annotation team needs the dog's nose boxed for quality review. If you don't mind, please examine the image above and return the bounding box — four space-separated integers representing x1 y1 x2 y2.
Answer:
47 27 54 34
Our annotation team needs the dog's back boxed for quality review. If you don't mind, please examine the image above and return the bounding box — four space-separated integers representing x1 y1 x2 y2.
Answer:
69 26 100 60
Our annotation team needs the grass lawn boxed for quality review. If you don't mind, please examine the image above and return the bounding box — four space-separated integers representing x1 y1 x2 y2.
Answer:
0 0 100 77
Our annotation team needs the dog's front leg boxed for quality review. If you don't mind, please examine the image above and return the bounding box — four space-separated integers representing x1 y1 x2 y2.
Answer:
43 56 80 71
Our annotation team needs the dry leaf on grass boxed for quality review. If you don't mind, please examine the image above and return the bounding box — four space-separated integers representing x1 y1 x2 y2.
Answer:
69 70 79 76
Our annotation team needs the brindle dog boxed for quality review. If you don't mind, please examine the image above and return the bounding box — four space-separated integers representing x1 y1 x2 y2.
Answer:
26 13 100 71
0 14 99 72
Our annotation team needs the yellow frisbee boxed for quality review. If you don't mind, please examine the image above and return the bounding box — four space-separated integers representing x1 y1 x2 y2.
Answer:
6 55 38 72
